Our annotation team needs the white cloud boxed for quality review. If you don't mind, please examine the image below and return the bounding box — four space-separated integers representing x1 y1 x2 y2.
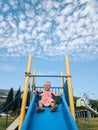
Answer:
19 20 26 29
0 0 98 60
61 4 73 15
42 1 52 11
3 3 10 12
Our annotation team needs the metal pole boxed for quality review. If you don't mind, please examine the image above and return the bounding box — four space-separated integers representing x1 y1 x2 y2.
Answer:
60 71 64 93
18 55 32 130
32 70 36 91
30 75 66 78
65 56 75 120
6 113 8 128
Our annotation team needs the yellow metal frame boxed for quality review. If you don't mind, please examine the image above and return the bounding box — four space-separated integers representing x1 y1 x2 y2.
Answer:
65 56 75 120
18 55 32 130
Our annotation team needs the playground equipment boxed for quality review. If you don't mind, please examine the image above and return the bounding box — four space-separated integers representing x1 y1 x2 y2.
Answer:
18 55 78 130
76 98 98 117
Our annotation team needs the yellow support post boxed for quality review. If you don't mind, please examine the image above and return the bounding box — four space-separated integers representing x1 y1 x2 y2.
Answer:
18 55 32 130
65 56 75 120
60 71 64 93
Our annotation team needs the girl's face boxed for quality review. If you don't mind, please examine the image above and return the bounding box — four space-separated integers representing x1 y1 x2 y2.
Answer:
44 82 51 91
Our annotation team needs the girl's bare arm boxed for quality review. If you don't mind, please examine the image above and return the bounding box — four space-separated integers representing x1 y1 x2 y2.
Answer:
51 92 62 97
33 90 43 94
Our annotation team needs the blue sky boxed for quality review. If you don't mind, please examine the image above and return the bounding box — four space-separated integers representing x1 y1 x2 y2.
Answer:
0 0 98 99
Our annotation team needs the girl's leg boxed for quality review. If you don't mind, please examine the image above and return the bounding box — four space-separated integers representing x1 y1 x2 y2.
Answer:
50 102 58 112
36 102 44 113
50 102 55 107
38 102 43 108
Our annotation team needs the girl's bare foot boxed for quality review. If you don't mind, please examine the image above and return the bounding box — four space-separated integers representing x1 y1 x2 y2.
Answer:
36 108 45 113
51 105 58 112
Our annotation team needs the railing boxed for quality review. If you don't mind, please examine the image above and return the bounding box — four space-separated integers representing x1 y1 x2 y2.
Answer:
34 86 63 105
34 86 63 94
30 74 66 78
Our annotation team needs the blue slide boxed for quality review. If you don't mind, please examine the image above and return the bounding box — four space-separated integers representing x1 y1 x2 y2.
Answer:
21 94 78 130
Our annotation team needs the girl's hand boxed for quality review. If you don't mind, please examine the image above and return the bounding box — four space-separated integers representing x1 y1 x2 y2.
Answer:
59 94 63 97
33 90 36 93
33 90 38 93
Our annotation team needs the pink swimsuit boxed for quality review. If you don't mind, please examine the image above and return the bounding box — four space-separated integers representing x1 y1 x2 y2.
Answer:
39 90 54 106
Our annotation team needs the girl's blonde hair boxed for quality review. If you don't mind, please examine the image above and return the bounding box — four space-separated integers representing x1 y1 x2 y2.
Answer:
44 81 51 87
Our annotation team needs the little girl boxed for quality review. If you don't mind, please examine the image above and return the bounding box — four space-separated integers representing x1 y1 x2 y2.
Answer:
34 81 62 113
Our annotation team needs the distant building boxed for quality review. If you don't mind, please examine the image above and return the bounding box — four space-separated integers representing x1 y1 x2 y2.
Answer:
0 89 9 103
0 89 17 104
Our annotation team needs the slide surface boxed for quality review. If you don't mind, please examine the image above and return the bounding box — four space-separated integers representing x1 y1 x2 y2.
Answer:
21 94 78 130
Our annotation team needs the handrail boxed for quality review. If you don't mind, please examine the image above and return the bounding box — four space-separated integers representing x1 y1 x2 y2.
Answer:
34 86 63 94
35 86 63 89
30 74 66 78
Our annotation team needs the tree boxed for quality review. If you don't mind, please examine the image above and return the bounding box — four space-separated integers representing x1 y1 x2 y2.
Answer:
13 87 21 112
4 88 14 111
90 99 98 110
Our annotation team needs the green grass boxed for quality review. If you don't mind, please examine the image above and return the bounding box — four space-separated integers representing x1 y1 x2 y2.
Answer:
76 118 98 130
0 116 15 130
0 117 98 130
